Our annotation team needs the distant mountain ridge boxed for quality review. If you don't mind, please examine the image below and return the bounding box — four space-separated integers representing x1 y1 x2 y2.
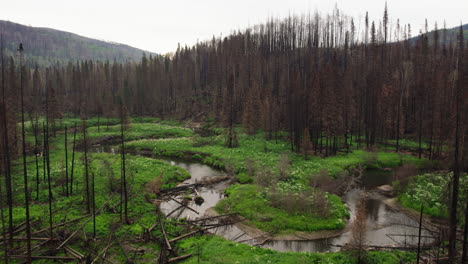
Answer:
410 23 468 45
0 20 154 66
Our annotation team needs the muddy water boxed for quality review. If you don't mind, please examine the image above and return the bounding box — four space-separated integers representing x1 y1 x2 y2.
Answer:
88 144 435 253
263 170 435 252
159 160 229 220
157 161 435 252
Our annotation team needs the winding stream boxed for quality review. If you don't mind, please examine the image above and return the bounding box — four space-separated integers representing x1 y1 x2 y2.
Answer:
89 143 435 253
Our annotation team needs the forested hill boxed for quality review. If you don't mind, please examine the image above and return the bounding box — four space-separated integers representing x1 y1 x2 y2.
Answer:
410 23 468 45
0 20 153 66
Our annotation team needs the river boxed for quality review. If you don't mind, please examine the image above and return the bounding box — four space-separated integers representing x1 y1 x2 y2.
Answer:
90 143 435 253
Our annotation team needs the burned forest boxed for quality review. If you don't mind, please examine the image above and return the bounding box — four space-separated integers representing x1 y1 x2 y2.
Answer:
0 4 467 264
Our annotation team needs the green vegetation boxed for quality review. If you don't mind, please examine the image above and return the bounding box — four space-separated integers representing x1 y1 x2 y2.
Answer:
8 145 190 237
126 131 428 233
177 236 416 264
399 172 468 219
85 122 193 141
127 132 428 184
216 184 348 232
5 118 434 262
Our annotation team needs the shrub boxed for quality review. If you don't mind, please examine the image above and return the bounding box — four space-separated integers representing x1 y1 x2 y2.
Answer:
236 172 253 184
364 150 378 167
145 173 163 194
191 134 213 147
254 166 277 188
277 153 291 181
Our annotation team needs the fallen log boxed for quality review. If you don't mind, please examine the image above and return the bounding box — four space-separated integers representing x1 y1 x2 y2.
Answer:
92 233 115 264
188 213 238 223
170 197 199 215
157 211 173 251
168 253 195 263
238 230 275 244
64 245 85 259
6 237 57 241
56 202 108 249
166 205 185 218
169 230 202 243
160 184 203 194
4 219 41 238
32 215 88 235
160 176 230 195
161 224 172 251
9 255 78 260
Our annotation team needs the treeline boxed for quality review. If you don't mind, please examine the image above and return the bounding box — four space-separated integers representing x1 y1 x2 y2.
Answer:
0 6 467 263
2 9 467 159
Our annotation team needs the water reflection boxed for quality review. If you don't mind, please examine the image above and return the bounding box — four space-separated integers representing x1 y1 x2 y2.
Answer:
159 160 228 220
89 143 437 253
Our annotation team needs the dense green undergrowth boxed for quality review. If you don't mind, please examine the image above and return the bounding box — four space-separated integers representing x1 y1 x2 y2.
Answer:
126 130 428 233
127 133 428 184
399 172 468 220
177 236 416 264
85 122 193 141
5 118 432 262
5 120 193 262
216 184 349 232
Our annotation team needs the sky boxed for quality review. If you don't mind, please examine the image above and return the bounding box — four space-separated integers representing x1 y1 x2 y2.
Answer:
1 0 466 54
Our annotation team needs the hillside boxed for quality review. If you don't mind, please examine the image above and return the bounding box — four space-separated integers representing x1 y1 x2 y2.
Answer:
0 20 153 66
411 23 468 45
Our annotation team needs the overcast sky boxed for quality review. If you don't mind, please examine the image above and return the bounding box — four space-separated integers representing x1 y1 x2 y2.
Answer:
1 0 466 54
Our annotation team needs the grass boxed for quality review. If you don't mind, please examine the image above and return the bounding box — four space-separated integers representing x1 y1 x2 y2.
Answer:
216 184 349 232
399 172 468 220
85 122 193 141
177 235 416 264
7 148 190 237
24 116 184 133
5 118 431 262
125 131 428 233
127 132 428 184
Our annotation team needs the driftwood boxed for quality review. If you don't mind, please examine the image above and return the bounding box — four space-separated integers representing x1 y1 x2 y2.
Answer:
253 237 271 246
160 176 229 195
168 253 195 263
188 213 238 223
166 205 185 218
169 197 199 215
160 184 203 194
238 230 274 244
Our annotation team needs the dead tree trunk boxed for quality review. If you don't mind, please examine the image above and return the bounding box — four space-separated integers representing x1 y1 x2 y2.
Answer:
19 43 32 263
83 120 90 214
70 123 77 195
64 125 68 196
